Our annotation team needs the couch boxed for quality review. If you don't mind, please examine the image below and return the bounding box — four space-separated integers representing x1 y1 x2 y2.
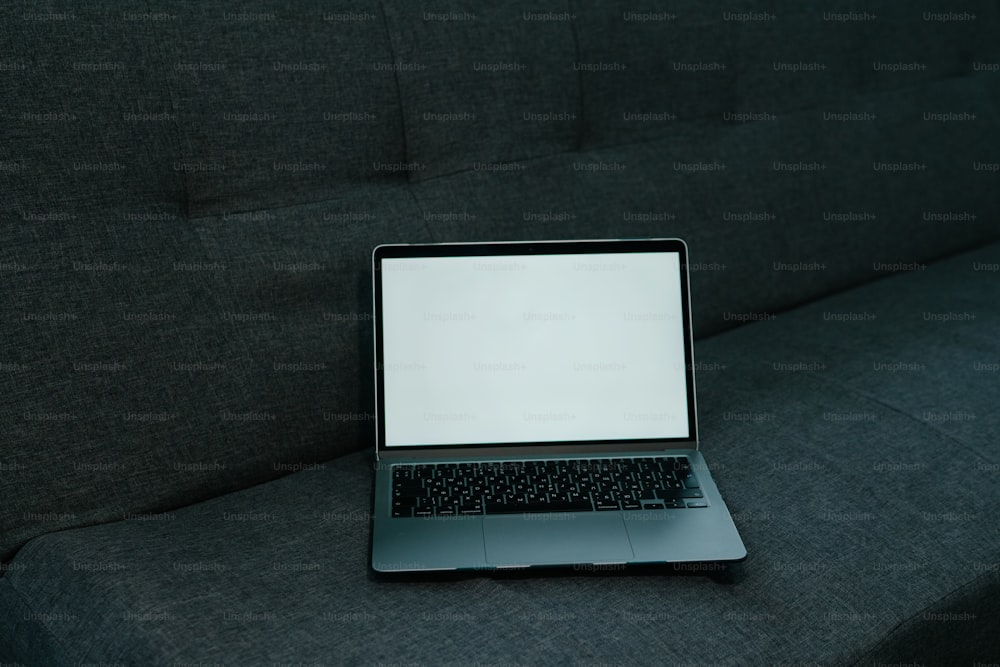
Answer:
2 1 999 664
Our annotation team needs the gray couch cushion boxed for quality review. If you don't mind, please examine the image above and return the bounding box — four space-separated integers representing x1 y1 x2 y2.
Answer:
2 242 997 665
3 2 182 211
382 2 580 182
3 0 1000 573
0 189 426 564
155 0 408 217
574 1 1000 146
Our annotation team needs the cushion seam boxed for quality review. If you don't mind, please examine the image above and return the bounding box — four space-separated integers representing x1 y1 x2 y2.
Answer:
2 573 76 664
804 371 997 463
849 569 1000 665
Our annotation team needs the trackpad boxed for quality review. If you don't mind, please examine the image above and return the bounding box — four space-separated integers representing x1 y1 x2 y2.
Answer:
484 513 634 566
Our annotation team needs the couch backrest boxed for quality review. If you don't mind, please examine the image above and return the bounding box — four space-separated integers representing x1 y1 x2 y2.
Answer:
3 0 999 564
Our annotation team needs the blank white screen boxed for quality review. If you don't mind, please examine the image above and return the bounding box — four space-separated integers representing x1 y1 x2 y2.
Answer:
381 251 690 446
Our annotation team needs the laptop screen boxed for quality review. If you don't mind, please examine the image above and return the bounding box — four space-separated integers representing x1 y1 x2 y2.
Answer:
376 241 695 448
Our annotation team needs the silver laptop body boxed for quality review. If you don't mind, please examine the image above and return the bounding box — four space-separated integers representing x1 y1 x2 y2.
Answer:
370 238 746 572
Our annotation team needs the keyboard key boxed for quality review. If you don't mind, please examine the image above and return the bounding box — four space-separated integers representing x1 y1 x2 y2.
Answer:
391 502 413 517
656 488 704 500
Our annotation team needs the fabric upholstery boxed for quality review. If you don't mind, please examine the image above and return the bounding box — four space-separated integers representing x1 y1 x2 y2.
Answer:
1 242 998 665
2 2 999 643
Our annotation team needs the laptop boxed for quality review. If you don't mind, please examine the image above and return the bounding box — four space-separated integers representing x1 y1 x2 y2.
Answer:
370 238 746 572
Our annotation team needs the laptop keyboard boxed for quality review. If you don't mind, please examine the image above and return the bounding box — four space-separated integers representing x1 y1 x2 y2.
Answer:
391 457 705 517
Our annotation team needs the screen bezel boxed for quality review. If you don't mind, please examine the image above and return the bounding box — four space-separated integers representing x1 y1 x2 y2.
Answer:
372 239 699 459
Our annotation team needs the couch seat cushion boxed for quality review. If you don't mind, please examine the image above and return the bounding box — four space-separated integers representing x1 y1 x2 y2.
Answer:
2 242 998 666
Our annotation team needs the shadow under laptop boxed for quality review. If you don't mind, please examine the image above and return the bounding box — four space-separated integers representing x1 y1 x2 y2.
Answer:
368 560 746 586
